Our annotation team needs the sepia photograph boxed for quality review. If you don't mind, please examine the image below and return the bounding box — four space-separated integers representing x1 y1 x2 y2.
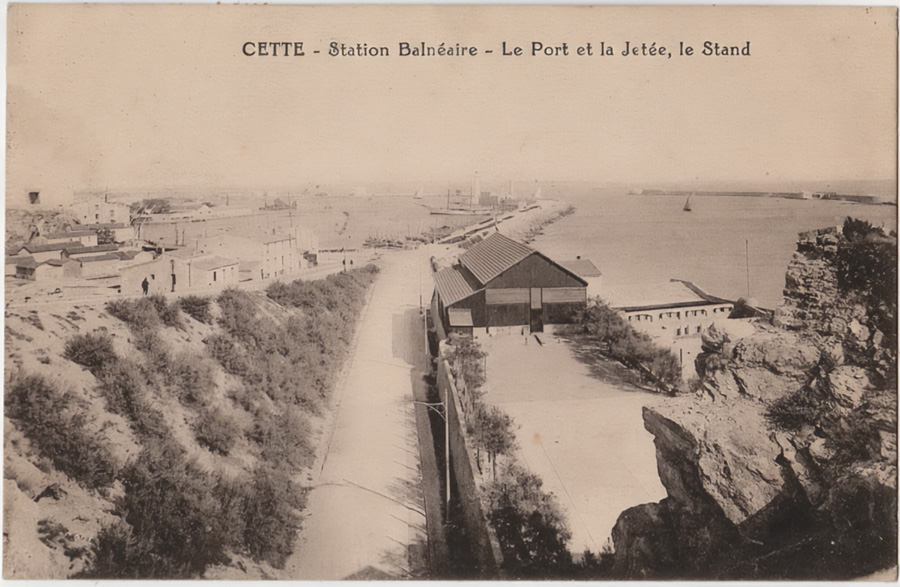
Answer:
3 4 897 580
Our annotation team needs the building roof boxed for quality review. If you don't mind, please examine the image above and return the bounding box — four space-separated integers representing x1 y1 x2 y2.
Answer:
115 250 143 261
433 264 480 306
458 232 535 284
19 241 84 254
6 255 34 265
90 222 129 230
558 259 602 278
64 244 118 256
192 255 239 271
79 253 121 263
602 280 730 312
251 233 294 245
448 308 474 327
15 258 39 269
43 258 83 267
43 230 97 239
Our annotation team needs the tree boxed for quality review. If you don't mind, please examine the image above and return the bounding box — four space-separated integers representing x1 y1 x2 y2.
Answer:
484 463 573 577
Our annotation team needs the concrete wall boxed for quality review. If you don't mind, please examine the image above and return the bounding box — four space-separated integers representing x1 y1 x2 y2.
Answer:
436 357 504 577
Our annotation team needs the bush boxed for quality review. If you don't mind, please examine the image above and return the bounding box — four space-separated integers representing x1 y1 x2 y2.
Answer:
195 407 240 455
64 332 118 374
82 439 230 578
106 298 161 331
484 463 573 578
149 294 183 329
253 406 315 469
82 440 305 578
97 359 168 440
6 373 117 489
240 465 304 568
179 295 212 324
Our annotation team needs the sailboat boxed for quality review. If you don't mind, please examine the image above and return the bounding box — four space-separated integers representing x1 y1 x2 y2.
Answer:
683 192 694 212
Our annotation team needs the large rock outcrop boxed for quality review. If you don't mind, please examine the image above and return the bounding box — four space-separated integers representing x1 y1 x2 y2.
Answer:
611 223 897 579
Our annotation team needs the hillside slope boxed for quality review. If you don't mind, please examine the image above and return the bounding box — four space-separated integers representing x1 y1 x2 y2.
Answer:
4 267 378 579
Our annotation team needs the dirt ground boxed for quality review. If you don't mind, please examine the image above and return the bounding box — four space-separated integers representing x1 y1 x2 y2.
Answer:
480 332 667 555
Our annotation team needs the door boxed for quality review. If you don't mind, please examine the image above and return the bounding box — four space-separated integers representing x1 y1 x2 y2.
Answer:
530 288 543 333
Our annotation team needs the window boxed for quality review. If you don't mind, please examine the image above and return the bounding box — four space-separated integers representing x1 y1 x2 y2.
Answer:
697 326 702 334
28 192 40 204
213 271 217 282
676 328 681 336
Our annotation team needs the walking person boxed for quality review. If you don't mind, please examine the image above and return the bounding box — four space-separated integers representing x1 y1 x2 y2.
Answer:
141 277 149 296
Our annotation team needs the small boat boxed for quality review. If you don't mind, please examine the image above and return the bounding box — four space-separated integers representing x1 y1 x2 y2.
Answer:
683 192 694 212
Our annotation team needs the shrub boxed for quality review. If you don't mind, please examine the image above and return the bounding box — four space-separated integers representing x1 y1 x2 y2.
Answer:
148 294 183 329
106 298 160 331
5 373 117 489
64 332 118 374
240 465 304 568
765 388 821 432
484 463 573 578
97 359 168 440
195 407 240 455
165 354 215 405
179 295 212 324
83 439 231 578
253 406 314 469
206 333 252 377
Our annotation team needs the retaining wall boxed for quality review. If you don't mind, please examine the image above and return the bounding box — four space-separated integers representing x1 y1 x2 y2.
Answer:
436 357 504 577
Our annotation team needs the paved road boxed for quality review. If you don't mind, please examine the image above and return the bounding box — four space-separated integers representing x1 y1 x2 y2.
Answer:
285 249 429 580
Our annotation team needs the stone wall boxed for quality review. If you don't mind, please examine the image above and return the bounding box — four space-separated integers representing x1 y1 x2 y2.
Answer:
436 357 504 577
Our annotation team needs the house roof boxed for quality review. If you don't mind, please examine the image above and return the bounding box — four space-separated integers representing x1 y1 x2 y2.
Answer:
458 232 535 284
43 258 83 267
115 250 143 261
64 244 118 256
558 259 602 278
90 222 129 230
602 280 730 312
192 255 239 271
15 258 39 269
433 264 480 306
79 253 121 263
251 233 293 245
43 230 97 239
6 255 34 265
19 241 84 254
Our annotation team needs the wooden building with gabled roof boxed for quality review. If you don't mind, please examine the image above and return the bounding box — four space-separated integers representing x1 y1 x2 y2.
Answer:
432 232 589 336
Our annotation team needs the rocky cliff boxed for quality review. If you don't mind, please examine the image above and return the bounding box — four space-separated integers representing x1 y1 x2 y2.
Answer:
611 223 897 579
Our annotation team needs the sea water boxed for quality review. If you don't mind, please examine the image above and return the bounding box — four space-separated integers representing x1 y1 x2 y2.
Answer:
531 190 897 309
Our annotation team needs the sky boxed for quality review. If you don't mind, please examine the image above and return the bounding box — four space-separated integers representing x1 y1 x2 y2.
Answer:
5 5 897 194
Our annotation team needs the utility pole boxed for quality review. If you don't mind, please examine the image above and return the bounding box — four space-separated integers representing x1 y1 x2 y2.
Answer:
745 239 751 298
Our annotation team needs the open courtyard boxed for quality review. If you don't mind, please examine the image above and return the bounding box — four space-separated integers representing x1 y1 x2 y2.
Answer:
480 332 667 555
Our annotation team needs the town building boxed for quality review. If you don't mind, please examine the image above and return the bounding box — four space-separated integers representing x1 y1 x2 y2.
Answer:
193 230 303 281
119 249 240 295
431 232 589 337
74 198 132 225
34 258 83 281
39 230 99 247
16 242 84 263
601 279 734 378
61 244 119 260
